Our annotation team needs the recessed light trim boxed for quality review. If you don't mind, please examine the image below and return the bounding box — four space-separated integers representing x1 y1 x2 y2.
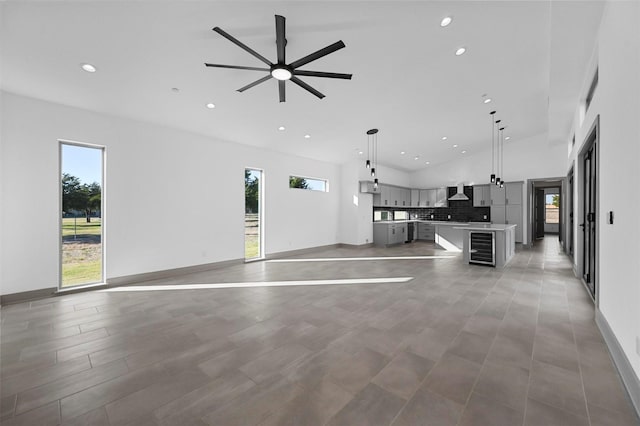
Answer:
440 16 453 27
453 144 458 148
278 126 285 131
461 150 467 154
304 134 311 139
414 156 419 160
81 63 97 73
484 98 492 104
400 151 406 155
358 151 363 155
425 161 430 165
455 47 466 56
505 136 511 140
442 136 447 141
206 103 215 109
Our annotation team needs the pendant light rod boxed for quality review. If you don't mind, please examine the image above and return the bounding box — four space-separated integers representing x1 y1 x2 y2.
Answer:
490 111 496 183
499 126 505 186
495 119 501 185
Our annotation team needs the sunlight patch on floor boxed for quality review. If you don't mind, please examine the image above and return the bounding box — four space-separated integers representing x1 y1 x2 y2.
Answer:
101 277 414 292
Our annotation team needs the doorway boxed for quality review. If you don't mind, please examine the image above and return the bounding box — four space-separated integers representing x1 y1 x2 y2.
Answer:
60 141 105 288
581 121 598 300
567 168 574 257
245 168 263 260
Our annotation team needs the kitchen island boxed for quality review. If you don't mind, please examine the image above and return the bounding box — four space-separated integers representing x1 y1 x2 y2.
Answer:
455 224 517 268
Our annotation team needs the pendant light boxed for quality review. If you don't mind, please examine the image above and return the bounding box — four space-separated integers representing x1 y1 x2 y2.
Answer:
489 111 496 183
499 126 505 188
366 129 379 188
494 119 501 186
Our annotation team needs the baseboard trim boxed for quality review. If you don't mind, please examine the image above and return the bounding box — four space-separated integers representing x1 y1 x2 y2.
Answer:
264 244 342 260
596 309 640 420
107 258 245 287
338 242 375 249
0 287 57 305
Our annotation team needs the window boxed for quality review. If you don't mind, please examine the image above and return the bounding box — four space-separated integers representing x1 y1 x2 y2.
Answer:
60 141 104 288
545 193 559 224
245 168 263 260
289 176 328 192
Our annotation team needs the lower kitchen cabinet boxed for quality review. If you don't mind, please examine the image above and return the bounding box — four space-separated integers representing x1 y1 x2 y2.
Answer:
417 223 435 241
373 222 407 246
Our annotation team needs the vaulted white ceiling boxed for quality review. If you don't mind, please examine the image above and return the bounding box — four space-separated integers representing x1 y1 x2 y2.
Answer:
1 1 604 171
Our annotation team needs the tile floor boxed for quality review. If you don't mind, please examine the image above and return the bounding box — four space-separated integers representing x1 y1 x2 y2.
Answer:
1 237 638 425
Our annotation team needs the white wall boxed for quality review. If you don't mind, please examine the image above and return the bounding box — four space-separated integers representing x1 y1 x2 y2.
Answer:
566 0 640 382
0 92 341 295
409 132 566 188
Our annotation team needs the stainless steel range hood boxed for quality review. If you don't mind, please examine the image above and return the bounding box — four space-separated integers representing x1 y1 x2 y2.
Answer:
448 183 469 201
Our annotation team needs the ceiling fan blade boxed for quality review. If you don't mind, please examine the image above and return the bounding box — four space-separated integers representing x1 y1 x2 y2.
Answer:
213 27 272 66
205 63 270 72
289 40 346 69
279 80 286 103
275 15 286 64
290 76 325 99
237 75 272 92
293 70 352 79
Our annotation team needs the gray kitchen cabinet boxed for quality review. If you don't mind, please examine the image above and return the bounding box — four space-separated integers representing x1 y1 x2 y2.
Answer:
410 189 420 207
380 185 391 207
419 189 432 206
490 184 506 205
491 205 506 224
434 188 448 207
373 222 407 246
473 185 491 207
505 182 522 205
417 222 435 241
489 181 523 242
506 204 523 242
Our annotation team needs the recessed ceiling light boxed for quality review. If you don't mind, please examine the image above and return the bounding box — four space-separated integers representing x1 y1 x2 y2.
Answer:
358 151 363 155
483 98 492 104
440 16 453 27
414 156 419 160
278 126 285 131
425 161 430 165
453 144 458 148
461 150 467 154
171 87 180 93
206 103 215 109
442 136 447 140
455 47 466 56
304 134 311 139
81 63 97 73
400 151 406 155
505 136 511 140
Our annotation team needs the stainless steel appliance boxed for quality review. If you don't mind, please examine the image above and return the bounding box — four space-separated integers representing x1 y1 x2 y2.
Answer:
469 231 495 266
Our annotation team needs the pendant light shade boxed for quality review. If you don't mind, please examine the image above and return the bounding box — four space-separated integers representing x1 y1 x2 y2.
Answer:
366 159 371 169
374 178 379 189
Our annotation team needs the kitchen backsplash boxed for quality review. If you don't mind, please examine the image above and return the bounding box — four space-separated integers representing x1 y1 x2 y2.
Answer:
373 186 491 222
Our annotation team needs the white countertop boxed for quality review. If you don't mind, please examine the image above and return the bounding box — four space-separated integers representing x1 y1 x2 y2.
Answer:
453 224 517 231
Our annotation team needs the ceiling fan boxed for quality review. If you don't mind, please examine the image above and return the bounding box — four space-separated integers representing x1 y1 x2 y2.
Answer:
205 15 352 102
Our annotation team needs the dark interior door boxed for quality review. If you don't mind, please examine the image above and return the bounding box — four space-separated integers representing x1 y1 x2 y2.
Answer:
568 172 574 256
582 142 597 298
535 188 545 239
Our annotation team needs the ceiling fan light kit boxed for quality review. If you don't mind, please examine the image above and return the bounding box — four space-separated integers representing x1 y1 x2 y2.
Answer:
205 15 352 102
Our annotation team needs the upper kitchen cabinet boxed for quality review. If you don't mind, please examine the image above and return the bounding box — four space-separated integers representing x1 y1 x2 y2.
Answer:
418 189 433 207
410 189 420 207
434 188 448 207
490 184 506 205
505 182 523 205
473 185 491 207
391 187 410 207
